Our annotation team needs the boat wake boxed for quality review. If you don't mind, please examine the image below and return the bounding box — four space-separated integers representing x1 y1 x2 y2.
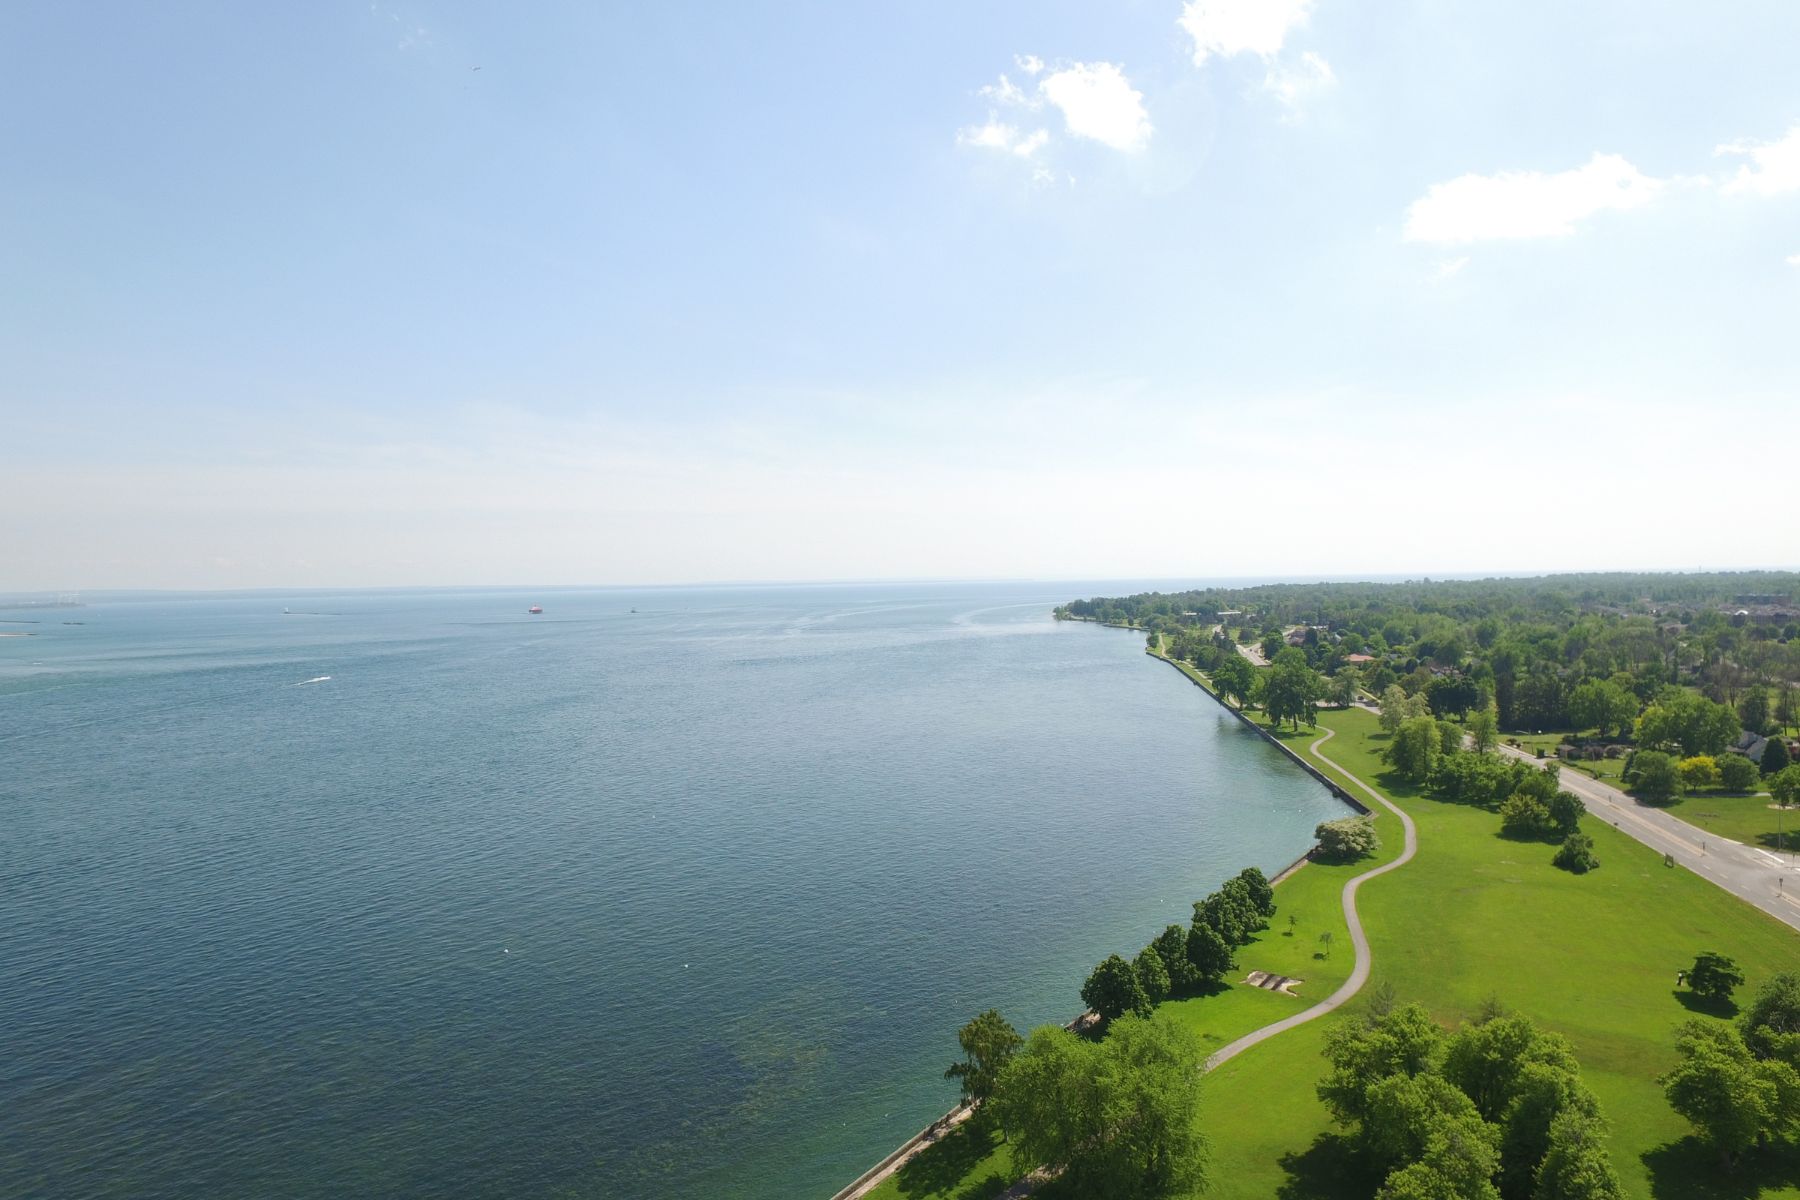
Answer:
296 675 332 686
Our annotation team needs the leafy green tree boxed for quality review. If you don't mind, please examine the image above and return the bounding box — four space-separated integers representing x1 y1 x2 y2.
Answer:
1533 1110 1626 1200
1770 764 1800 807
1624 750 1679 804
1315 816 1381 862
1267 647 1325 730
1439 1013 1579 1123
1363 1071 1490 1172
1740 974 1800 1067
1568 680 1639 739
1193 890 1252 947
1389 715 1443 782
1185 921 1235 985
991 1017 1209 1198
1219 876 1269 934
1687 952 1746 1004
1234 866 1276 919
1553 833 1600 874
1210 653 1254 709
1133 945 1171 1006
1427 675 1482 720
1261 630 1286 663
1375 1113 1502 1200
1635 693 1742 757
1660 1020 1800 1171
1380 684 1411 733
1332 668 1362 709
1152 924 1200 996
1318 1003 1445 1132
1765 737 1793 778
1547 791 1585 837
1717 753 1759 793
1740 688 1773 736
944 1009 1024 1105
1082 953 1151 1021
1468 703 1500 754
1499 793 1554 840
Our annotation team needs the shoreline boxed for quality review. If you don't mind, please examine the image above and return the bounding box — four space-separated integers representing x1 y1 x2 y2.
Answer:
827 630 1357 1199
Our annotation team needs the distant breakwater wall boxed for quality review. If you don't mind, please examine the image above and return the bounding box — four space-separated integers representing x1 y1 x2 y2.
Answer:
1148 652 1369 818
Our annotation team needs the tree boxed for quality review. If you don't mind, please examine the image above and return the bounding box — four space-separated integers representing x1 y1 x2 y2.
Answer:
1676 755 1722 793
1688 952 1746 1005
1262 630 1286 663
1267 647 1326 730
1427 674 1482 720
1315 815 1381 862
1468 703 1499 754
1568 680 1639 739
1083 953 1151 1021
1380 684 1411 734
1234 866 1276 919
1533 1110 1626 1200
1332 668 1362 709
1152 924 1200 997
1389 715 1443 782
1194 889 1253 947
1624 750 1679 804
1547 790 1585 837
1499 793 1554 840
1770 764 1800 807
1765 737 1793 778
1553 833 1600 874
1635 693 1742 757
1210 652 1254 710
991 1017 1209 1198
1185 921 1235 985
1740 688 1773 736
1660 1020 1800 1170
1318 1003 1445 1132
944 1009 1024 1105
1741 974 1800 1067
1717 753 1760 793
1133 945 1171 1006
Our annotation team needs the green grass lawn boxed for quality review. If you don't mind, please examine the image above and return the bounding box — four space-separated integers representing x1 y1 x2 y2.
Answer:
1201 708 1800 1200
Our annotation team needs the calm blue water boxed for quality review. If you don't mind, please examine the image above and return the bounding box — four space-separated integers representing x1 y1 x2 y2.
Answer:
0 582 1342 1199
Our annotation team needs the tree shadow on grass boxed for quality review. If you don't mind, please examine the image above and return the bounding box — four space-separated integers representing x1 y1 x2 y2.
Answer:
1643 1134 1800 1200
1673 989 1741 1019
1275 1132 1381 1200
1753 829 1799 853
892 1117 1010 1200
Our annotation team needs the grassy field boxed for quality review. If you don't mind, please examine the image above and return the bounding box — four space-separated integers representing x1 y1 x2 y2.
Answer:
862 692 1800 1200
1666 792 1800 853
1202 708 1800 1200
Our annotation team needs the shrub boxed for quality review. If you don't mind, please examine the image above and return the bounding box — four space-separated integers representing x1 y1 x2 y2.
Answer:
1717 754 1759 793
1316 816 1381 863
1499 793 1554 840
1676 755 1721 793
1624 750 1679 804
1553 833 1599 874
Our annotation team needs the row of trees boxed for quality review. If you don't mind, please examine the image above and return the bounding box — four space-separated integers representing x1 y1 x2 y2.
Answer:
1319 1000 1623 1198
1080 867 1279 1021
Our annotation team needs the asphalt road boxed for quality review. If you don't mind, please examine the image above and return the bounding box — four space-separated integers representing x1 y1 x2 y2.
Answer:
1498 744 1800 934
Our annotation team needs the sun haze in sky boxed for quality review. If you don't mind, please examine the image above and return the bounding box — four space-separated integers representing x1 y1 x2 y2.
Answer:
4 1 1797 589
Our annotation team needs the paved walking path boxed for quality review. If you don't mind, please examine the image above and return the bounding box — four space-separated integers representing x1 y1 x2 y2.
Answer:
1498 745 1800 934
1203 725 1418 1071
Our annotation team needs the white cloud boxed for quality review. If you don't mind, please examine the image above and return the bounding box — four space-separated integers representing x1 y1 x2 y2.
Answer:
1788 253 1800 267
1434 256 1469 281
1039 62 1152 152
961 60 1151 157
955 117 1049 158
1264 51 1335 113
1016 54 1045 76
1717 124 1800 196
1404 153 1666 243
1179 0 1312 64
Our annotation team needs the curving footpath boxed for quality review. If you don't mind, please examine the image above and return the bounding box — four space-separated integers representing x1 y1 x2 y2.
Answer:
1203 725 1418 1071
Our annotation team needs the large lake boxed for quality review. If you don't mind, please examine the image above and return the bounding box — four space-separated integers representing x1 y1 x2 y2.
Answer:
0 582 1343 1198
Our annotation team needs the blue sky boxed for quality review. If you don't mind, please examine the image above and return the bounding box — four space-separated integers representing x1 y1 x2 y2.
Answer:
4 1 1797 588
